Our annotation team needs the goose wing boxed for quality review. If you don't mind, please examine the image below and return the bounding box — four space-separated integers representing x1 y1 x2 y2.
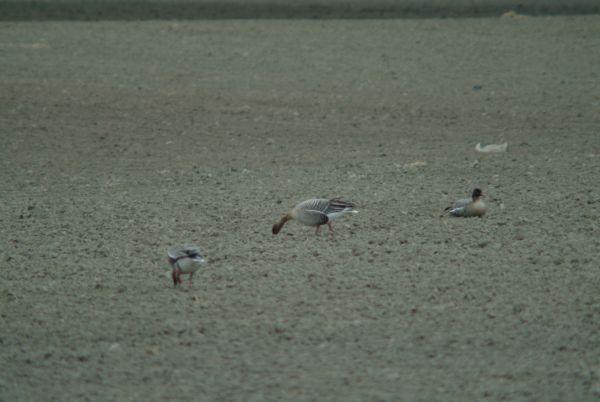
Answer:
324 198 356 214
444 198 469 211
295 198 330 213
445 198 470 216
168 244 202 260
296 198 356 214
452 198 470 210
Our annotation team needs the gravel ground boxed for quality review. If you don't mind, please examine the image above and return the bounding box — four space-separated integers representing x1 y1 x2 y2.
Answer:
1 14 599 401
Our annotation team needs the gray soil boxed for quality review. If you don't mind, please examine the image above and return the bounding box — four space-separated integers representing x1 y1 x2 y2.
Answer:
1 14 599 402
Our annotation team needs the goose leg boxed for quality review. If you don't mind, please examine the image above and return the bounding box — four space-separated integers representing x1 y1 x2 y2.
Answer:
327 222 334 239
188 272 194 288
172 267 181 287
315 225 321 236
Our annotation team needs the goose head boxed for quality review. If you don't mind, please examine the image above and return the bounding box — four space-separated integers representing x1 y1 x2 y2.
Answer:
472 188 484 200
272 213 292 235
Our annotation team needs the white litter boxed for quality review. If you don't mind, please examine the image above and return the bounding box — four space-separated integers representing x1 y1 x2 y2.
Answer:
475 142 508 153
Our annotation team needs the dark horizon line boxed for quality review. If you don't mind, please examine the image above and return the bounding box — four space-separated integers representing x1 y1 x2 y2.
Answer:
1 1 599 21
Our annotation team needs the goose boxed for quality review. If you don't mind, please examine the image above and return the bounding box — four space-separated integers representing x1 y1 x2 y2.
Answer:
167 244 205 287
444 188 486 217
272 198 358 237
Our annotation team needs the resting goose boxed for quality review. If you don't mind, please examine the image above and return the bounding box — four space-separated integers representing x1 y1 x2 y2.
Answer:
167 244 205 287
444 188 486 217
272 198 358 237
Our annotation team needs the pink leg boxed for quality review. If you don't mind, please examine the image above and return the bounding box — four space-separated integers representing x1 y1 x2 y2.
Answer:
172 268 178 287
327 222 334 239
315 225 321 236
173 266 183 287
188 272 194 288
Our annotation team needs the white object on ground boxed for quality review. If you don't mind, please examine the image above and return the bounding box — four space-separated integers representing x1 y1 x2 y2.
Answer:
475 142 508 153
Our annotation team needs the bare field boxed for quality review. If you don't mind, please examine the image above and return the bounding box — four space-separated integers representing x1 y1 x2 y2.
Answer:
1 16 599 401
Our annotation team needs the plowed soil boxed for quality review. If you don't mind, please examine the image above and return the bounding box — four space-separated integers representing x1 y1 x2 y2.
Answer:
1 15 599 401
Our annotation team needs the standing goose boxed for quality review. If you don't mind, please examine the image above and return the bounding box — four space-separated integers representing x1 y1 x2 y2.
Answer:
444 188 486 217
272 198 358 237
167 244 205 288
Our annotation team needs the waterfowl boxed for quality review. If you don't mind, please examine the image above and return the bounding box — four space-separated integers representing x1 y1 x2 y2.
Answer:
272 198 358 237
444 188 486 217
167 244 205 287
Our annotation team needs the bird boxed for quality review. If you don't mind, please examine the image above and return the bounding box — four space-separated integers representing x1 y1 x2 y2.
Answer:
167 244 205 288
444 188 486 217
272 198 358 237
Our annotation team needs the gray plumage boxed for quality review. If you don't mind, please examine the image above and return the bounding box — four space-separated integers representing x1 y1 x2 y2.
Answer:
447 198 471 217
167 244 205 287
167 244 203 261
444 189 486 218
272 197 358 236
292 198 357 225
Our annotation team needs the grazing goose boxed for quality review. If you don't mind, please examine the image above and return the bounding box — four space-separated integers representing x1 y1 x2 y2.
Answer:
444 188 486 217
272 198 358 237
167 244 205 288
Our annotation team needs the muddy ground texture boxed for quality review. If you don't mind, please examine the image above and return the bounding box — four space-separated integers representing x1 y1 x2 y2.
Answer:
1 15 599 401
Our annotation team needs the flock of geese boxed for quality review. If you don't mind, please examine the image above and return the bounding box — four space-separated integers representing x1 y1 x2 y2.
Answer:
167 188 486 288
